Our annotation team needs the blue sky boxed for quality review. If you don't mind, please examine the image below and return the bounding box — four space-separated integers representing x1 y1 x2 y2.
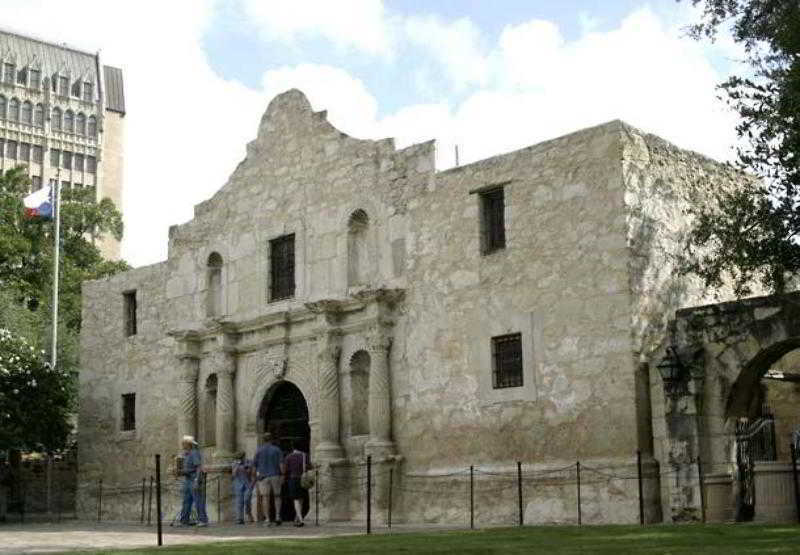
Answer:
2 1 743 266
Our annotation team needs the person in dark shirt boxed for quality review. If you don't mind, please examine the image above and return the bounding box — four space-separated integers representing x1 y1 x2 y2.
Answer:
283 440 309 527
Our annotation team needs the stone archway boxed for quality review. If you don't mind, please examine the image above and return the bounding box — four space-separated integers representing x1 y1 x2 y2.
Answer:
257 380 310 522
652 291 800 522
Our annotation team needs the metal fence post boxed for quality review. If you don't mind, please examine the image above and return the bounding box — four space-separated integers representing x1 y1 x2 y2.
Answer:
147 476 153 526
216 474 220 523
155 455 163 547
469 465 474 530
97 479 103 522
698 456 706 523
388 466 393 529
366 455 372 535
576 461 581 526
517 461 523 526
315 468 319 526
791 443 800 524
637 450 644 525
140 477 146 524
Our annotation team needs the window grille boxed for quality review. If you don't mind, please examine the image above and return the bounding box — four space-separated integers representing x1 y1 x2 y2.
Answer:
87 156 96 173
83 82 92 102
58 76 68 96
121 393 136 431
7 141 17 159
0 96 5 119
33 145 42 164
16 67 26 85
269 234 295 301
123 290 137 336
21 101 31 125
62 151 72 170
74 153 84 172
71 80 81 98
0 139 5 158
64 110 74 133
492 333 523 389
50 149 60 168
3 64 14 84
76 113 85 135
87 116 97 137
19 143 30 161
52 107 62 131
480 187 506 254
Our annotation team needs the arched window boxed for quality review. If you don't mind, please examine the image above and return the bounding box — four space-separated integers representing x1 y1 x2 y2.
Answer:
33 103 43 127
349 350 370 436
8 98 19 122
87 115 97 137
0 96 6 119
347 209 370 286
64 110 74 133
20 101 32 125
204 374 217 446
206 252 223 317
76 113 86 135
52 107 62 131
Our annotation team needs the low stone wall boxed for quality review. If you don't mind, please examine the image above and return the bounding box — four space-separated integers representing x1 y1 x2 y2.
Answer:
3 458 78 518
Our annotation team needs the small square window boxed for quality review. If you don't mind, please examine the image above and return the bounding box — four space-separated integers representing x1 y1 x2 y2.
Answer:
123 290 137 336
480 187 506 254
121 393 136 431
492 333 523 389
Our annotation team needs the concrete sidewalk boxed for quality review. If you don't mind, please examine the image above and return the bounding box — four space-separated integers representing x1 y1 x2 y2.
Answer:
0 520 459 553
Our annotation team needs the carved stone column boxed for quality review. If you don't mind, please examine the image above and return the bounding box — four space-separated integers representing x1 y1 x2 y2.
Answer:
316 331 344 460
177 355 200 448
366 330 395 457
215 350 236 460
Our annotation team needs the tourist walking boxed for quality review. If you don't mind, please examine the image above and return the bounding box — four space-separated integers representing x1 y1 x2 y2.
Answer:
284 441 309 527
231 451 254 524
254 432 285 525
178 435 209 527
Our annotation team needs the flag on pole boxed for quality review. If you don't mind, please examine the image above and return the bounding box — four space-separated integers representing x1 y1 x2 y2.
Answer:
23 185 53 219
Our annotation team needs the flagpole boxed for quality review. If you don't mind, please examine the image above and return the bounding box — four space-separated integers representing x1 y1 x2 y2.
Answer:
51 170 61 370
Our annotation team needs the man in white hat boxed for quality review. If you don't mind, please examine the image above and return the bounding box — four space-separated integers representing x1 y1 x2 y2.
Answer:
178 435 209 527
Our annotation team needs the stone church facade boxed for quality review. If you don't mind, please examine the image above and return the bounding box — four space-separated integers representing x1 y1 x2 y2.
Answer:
78 89 748 524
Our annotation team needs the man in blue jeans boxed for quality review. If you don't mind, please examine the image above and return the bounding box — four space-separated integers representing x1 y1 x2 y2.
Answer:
253 432 284 525
178 435 209 527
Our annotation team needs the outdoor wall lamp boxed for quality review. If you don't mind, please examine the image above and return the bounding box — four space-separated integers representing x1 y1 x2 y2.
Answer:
657 345 686 398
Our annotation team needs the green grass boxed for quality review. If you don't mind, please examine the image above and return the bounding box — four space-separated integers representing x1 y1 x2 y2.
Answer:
76 524 800 554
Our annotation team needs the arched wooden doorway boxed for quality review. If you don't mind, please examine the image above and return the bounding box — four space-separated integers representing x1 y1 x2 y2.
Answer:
258 381 310 522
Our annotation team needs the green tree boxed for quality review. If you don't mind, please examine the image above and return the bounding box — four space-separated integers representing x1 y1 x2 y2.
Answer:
0 166 128 451
681 0 800 296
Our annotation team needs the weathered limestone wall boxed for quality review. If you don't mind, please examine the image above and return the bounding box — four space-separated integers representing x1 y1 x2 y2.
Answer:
77 261 177 519
393 121 643 524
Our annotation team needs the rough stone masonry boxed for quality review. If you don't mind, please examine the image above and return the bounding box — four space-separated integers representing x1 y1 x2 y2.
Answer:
78 89 748 524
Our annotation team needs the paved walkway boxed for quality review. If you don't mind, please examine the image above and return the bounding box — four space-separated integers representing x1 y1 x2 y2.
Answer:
0 520 457 553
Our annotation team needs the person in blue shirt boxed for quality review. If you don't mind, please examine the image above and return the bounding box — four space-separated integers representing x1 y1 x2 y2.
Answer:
231 451 255 524
178 435 209 527
253 432 285 525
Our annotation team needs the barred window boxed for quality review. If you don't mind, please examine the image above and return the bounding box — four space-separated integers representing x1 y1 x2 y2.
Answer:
492 333 523 389
480 187 506 254
87 115 97 137
58 76 68 96
64 110 74 133
16 67 26 85
76 113 86 135
71 80 81 98
0 95 5 119
0 139 4 157
32 145 42 163
62 151 72 170
7 141 17 159
83 82 93 102
8 98 19 122
269 234 295 301
50 148 60 167
123 290 137 336
74 153 84 172
52 107 62 131
3 63 14 84
19 142 30 161
21 101 32 125
121 393 136 431
87 155 96 173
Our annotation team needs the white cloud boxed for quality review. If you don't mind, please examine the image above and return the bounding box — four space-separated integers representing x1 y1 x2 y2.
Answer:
242 0 393 57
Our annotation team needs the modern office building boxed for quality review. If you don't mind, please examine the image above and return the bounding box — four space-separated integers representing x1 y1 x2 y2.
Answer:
0 28 124 260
